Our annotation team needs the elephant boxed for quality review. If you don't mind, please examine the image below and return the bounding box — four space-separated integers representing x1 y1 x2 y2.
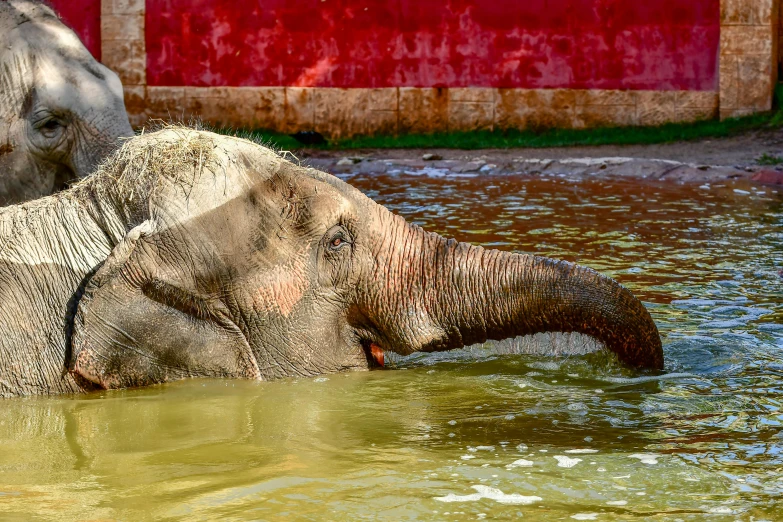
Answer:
0 0 133 206
0 128 663 397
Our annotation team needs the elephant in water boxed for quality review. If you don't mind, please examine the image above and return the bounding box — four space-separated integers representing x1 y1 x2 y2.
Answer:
0 128 663 397
0 0 132 205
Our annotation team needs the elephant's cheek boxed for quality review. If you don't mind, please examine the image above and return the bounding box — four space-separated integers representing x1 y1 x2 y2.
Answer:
250 263 309 318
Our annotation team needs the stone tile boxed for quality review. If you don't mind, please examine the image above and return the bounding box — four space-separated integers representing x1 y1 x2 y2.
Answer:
494 89 576 130
208 87 286 129
362 109 398 137
448 101 494 132
449 88 496 103
312 89 398 138
719 55 740 110
676 91 720 109
251 87 287 130
678 106 719 122
127 113 146 128
635 91 679 126
636 105 716 126
574 89 637 107
101 39 145 85
145 87 186 120
398 87 449 134
720 25 773 56
101 14 144 41
721 108 757 119
365 88 398 110
102 0 145 16
181 87 219 123
312 89 352 138
574 105 638 128
737 54 774 110
123 85 146 127
635 90 679 107
284 88 316 133
629 91 719 126
181 87 286 129
721 0 774 25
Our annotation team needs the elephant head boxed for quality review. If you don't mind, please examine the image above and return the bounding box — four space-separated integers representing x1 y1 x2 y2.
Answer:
0 0 133 205
70 129 662 390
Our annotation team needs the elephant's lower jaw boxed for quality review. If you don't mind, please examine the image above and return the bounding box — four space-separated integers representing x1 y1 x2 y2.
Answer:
369 343 385 367
362 341 386 368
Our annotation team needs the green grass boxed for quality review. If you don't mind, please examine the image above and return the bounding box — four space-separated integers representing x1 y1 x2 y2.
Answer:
756 152 783 165
221 109 783 151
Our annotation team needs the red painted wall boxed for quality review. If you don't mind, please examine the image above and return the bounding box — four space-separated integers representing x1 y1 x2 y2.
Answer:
146 0 720 91
47 0 101 60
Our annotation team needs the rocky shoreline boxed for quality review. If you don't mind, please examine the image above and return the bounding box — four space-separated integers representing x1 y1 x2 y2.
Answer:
294 128 783 184
304 154 779 183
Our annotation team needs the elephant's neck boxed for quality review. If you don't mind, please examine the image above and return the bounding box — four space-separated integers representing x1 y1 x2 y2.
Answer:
0 194 116 396
0 194 115 273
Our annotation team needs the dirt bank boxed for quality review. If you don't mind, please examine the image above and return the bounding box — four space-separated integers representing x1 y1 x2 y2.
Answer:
299 127 783 183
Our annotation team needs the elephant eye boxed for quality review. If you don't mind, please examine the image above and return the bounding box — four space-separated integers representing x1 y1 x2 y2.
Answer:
320 225 355 287
325 226 353 253
35 117 66 138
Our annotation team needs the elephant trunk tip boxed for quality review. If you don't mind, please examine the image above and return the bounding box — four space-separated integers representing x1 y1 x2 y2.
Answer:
569 272 664 370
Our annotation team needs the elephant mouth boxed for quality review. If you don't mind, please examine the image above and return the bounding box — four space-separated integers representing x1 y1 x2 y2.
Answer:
361 340 385 368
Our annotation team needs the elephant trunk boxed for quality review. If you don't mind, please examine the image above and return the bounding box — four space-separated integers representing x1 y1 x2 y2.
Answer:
360 214 663 369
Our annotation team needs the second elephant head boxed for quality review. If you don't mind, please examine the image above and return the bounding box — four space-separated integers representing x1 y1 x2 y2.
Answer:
69 129 663 390
0 1 132 205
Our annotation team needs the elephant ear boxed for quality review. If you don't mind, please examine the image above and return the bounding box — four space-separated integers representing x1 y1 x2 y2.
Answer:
70 221 261 390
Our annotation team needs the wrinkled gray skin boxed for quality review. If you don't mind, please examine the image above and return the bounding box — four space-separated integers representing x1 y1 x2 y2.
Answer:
0 129 663 397
0 0 132 205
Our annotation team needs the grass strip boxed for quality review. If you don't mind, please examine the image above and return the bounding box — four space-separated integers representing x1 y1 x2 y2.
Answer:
220 110 783 151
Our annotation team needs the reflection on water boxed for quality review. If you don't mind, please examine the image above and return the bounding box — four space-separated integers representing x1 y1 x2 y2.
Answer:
1 174 782 520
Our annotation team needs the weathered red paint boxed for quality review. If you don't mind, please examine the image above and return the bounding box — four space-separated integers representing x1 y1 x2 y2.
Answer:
48 0 101 60
146 0 719 91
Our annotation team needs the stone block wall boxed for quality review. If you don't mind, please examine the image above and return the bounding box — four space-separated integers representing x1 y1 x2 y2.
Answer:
720 0 780 118
138 86 720 138
100 0 146 126
55 0 781 134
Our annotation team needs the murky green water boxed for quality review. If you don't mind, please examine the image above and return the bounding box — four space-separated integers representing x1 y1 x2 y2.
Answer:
2 173 782 521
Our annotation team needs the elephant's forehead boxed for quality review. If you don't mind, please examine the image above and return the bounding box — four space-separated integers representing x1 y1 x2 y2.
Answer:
6 15 83 60
31 20 85 54
150 143 283 223
151 151 353 232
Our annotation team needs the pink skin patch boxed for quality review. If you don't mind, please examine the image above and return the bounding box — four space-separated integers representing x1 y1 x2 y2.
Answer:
252 255 309 317
370 343 384 367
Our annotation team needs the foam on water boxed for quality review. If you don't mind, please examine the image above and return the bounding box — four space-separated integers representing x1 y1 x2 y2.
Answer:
506 459 534 469
629 453 661 465
554 456 582 468
598 373 700 385
435 485 542 505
